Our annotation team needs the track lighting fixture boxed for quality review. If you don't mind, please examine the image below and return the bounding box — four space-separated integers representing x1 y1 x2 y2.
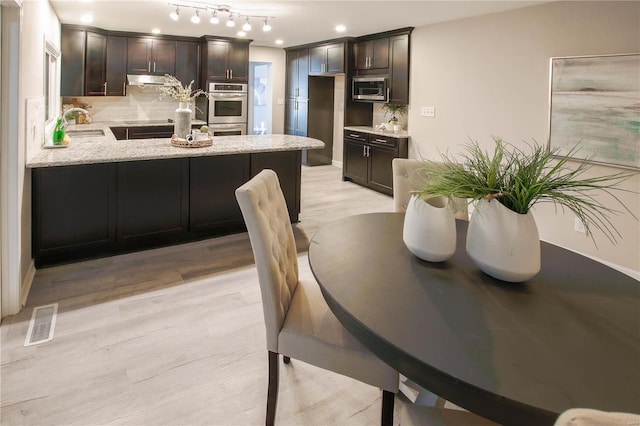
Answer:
210 10 219 24
191 10 200 24
169 6 179 21
167 3 274 32
242 17 251 31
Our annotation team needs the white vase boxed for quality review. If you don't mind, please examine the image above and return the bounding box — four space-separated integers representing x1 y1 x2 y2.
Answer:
403 194 456 262
174 102 192 139
466 198 540 282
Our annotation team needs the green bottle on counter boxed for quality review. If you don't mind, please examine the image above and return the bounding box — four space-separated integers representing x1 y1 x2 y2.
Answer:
52 118 65 145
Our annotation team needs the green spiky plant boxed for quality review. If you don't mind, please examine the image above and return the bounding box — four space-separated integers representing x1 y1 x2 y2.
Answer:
414 137 637 244
381 103 407 123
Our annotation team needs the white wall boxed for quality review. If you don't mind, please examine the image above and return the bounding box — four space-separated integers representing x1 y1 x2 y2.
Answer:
249 45 285 134
408 1 640 274
12 0 60 314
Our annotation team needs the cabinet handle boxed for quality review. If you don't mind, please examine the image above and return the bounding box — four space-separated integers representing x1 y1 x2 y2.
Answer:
230 69 233 79
148 61 151 72
103 82 107 96
386 88 390 102
367 146 371 157
153 62 156 72
363 145 367 157
123 82 126 96
349 134 361 138
374 139 388 144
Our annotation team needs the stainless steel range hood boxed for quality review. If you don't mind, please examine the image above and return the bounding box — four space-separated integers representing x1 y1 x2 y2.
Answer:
127 74 174 86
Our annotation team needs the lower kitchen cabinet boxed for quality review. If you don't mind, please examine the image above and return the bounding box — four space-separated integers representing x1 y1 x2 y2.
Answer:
190 154 250 233
117 158 189 250
32 163 117 267
32 151 303 267
343 130 408 196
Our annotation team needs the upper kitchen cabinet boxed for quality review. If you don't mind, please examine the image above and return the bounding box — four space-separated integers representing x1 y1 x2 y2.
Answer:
201 38 251 83
127 37 176 75
285 48 309 99
105 36 127 96
353 38 389 71
61 26 87 96
175 41 200 90
85 32 107 96
388 33 410 104
309 42 344 75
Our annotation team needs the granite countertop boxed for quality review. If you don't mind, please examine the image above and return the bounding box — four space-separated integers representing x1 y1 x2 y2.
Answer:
27 123 325 168
344 126 410 138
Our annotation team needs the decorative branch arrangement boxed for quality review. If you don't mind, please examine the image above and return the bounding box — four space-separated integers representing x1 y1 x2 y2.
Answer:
156 74 207 102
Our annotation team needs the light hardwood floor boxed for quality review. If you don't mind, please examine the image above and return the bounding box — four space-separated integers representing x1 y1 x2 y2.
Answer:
1 165 491 426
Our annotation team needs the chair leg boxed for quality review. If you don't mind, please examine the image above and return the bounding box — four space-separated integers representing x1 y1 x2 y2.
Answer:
283 356 290 364
381 390 394 426
266 351 279 426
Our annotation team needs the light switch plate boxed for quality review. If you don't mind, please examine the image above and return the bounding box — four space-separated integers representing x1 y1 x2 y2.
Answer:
421 106 435 117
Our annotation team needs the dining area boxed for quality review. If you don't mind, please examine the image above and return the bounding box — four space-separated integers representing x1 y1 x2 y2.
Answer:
235 156 640 426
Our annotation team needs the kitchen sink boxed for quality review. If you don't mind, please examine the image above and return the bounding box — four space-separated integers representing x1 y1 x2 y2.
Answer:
66 129 105 137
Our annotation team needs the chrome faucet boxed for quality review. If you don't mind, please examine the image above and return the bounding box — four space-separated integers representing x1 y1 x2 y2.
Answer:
61 107 90 128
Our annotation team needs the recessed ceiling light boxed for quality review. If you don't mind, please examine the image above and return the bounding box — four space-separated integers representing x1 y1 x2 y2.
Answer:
151 28 161 34
237 30 246 37
81 14 93 24
275 39 283 45
335 24 346 33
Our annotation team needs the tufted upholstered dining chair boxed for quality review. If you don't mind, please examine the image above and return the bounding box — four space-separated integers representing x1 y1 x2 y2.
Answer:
392 158 469 220
235 169 399 426
554 408 640 425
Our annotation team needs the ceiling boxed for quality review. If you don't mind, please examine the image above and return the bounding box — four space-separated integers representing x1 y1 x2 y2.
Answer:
50 0 548 48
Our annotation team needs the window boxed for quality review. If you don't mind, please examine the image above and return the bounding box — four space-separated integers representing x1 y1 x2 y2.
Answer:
44 38 60 123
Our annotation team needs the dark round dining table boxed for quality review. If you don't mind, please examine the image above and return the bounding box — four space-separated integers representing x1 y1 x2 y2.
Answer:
307 213 640 426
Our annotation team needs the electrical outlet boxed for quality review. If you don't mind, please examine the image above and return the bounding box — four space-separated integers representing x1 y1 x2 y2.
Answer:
421 106 435 117
574 216 587 234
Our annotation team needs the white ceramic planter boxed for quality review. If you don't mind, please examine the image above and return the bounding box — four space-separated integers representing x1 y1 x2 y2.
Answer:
403 194 456 262
466 198 540 282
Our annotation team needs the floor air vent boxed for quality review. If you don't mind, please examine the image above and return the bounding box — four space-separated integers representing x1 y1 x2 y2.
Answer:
24 303 58 346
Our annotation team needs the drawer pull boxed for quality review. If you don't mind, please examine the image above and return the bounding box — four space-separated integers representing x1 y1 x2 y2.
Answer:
374 139 390 144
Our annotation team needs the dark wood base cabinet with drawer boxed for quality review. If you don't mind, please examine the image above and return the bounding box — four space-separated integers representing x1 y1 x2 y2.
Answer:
343 130 408 196
32 151 302 267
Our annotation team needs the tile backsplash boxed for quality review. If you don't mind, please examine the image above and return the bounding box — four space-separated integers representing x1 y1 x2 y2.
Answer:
62 86 195 123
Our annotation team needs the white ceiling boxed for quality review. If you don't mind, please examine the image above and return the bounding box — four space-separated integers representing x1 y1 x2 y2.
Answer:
50 0 548 48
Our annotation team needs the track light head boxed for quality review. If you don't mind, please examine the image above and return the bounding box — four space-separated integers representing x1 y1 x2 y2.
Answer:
262 18 271 32
191 9 200 24
169 6 179 21
242 17 251 31
210 10 219 24
226 14 235 27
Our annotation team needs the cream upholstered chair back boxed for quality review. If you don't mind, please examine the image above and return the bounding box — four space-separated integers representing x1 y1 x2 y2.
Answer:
554 408 640 425
392 158 469 221
235 169 299 353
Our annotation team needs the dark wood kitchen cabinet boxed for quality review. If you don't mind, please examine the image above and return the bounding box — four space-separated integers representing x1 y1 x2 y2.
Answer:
127 37 176 75
201 38 250 83
250 151 302 222
105 35 127 96
309 42 344 75
127 125 174 139
285 48 309 99
343 130 408 195
388 33 410 104
284 98 308 137
353 38 389 71
85 32 107 96
32 163 117 267
61 26 86 96
189 155 250 233
117 158 189 250
175 41 200 90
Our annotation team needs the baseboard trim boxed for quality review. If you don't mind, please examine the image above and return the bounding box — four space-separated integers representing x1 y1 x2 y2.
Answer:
20 260 36 308
331 160 343 169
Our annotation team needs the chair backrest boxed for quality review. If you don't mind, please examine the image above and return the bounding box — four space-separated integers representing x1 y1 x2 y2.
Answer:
554 408 640 425
392 158 469 220
235 169 299 353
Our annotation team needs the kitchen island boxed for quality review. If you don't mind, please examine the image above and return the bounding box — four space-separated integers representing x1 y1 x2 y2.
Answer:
27 124 324 267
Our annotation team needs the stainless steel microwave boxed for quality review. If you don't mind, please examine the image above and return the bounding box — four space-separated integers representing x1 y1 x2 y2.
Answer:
352 76 388 102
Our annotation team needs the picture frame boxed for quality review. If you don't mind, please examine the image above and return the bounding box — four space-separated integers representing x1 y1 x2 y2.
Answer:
548 53 640 170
